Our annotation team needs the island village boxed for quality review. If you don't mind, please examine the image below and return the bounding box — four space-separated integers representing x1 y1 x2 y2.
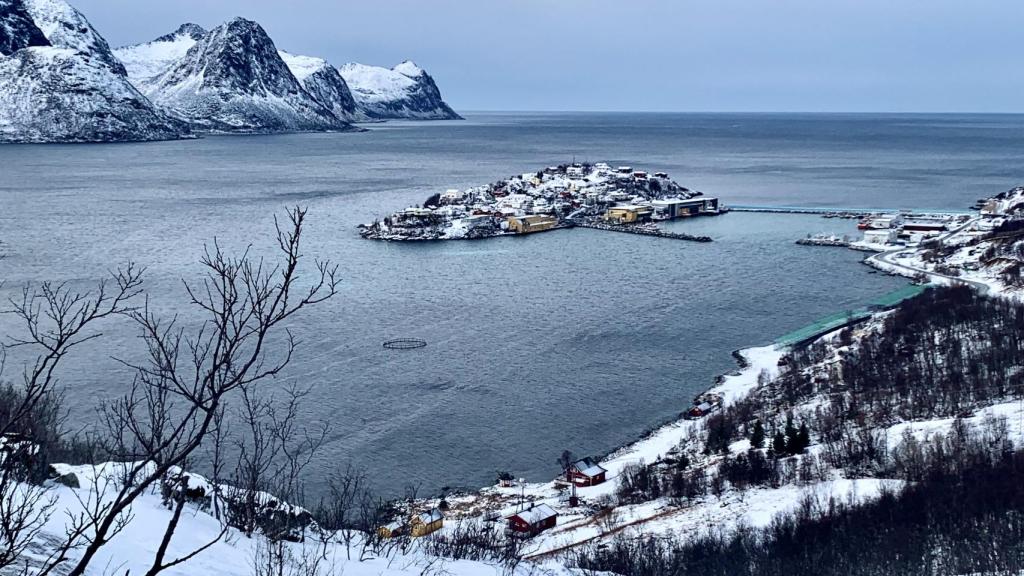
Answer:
358 163 721 241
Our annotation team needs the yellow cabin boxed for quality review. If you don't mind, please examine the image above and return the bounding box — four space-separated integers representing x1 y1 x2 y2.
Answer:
410 508 444 537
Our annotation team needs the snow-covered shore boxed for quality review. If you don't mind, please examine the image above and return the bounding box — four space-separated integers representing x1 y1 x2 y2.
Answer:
434 344 789 558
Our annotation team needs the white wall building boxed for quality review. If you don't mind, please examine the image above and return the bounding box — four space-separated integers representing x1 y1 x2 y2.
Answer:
863 229 897 245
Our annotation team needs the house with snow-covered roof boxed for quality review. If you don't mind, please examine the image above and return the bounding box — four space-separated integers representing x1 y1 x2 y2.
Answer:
506 503 558 535
568 457 607 486
410 508 444 537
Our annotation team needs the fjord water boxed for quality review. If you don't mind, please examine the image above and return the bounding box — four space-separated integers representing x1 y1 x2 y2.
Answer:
2 113 1022 496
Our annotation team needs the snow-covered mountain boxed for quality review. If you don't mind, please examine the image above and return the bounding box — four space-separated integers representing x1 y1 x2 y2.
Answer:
278 51 365 122
340 60 461 120
0 0 188 143
137 18 354 132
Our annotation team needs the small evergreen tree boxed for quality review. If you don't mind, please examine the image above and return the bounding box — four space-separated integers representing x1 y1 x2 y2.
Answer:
796 423 811 453
772 432 787 456
750 420 765 449
784 415 799 455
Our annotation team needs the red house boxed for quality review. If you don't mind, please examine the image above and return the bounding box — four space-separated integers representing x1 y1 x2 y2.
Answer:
567 458 608 487
507 504 558 535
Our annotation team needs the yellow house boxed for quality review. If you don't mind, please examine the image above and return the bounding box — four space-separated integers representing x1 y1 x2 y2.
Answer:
604 205 653 224
410 509 444 537
507 215 558 234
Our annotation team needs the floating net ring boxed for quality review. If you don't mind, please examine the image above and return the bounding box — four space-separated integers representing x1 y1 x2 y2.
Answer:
383 338 427 350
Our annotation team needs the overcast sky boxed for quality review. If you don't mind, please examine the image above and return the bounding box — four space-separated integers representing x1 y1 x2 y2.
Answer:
74 0 1024 113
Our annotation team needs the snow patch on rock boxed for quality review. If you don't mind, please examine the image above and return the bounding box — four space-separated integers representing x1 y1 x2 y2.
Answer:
114 23 204 83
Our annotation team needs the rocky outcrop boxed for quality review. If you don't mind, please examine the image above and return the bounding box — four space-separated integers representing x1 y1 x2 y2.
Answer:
0 0 49 55
339 60 461 120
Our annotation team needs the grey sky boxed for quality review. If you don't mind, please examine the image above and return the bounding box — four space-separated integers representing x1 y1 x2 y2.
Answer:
74 0 1024 113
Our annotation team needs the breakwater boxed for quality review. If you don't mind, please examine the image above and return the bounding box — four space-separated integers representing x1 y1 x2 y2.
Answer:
574 221 713 242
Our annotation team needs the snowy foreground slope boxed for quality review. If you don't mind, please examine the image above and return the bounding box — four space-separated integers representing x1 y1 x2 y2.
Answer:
0 0 187 142
340 61 462 120
20 462 564 576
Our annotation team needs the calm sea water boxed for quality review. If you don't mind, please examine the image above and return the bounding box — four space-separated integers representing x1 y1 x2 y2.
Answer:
1 113 1022 496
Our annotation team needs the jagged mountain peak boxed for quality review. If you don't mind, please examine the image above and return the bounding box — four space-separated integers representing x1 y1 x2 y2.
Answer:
142 16 352 132
0 0 50 55
161 16 285 91
21 0 125 74
393 59 423 77
154 22 205 43
220 16 264 35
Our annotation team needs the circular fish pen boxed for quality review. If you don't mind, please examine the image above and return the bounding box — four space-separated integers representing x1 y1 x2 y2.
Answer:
383 338 427 350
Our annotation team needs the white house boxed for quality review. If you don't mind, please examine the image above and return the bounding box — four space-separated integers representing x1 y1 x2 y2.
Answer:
863 229 897 245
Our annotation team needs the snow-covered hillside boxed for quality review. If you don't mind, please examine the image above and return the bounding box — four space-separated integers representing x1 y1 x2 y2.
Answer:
340 61 461 120
139 18 354 132
17 462 563 576
0 0 188 142
279 51 365 122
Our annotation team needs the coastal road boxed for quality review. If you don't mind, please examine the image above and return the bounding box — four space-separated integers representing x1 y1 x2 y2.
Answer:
865 216 992 295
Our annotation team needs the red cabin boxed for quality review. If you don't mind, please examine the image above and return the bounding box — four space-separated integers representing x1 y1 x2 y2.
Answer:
567 458 608 487
507 504 558 535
